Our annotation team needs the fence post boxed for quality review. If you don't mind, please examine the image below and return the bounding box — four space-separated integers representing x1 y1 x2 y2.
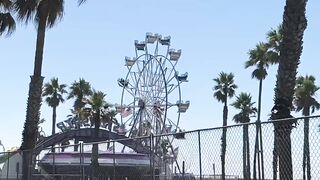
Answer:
80 143 83 180
259 122 265 180
113 141 116 180
53 147 56 178
6 151 9 180
198 130 202 180
16 162 19 180
182 161 185 179
150 134 155 180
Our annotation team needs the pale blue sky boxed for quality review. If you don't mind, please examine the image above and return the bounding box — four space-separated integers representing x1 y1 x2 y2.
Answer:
1 0 319 149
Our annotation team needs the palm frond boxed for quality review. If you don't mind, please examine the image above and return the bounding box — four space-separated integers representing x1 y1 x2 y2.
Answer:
0 12 15 36
14 0 38 23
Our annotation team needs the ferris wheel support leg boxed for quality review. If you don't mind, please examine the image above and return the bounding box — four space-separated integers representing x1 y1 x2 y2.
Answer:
165 136 181 174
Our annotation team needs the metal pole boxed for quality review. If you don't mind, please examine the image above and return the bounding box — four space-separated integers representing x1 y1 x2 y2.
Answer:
113 141 116 180
182 161 185 178
53 147 56 177
259 124 265 180
80 143 83 180
150 134 154 180
16 162 19 180
213 163 216 180
198 130 202 180
6 151 9 180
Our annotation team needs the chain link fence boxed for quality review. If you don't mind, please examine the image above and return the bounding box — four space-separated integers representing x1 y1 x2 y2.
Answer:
0 116 320 179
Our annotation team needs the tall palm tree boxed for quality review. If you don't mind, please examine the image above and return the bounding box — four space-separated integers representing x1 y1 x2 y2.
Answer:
294 75 320 180
270 0 308 179
15 1 87 179
246 42 278 123
213 72 237 180
68 78 92 151
231 92 257 180
87 90 107 178
0 0 15 36
265 25 283 180
42 77 67 152
245 42 278 179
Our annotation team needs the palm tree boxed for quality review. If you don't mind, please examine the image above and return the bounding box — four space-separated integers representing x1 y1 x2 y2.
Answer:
245 42 278 179
294 75 320 180
0 0 15 36
231 92 257 180
101 104 118 149
270 0 308 179
87 90 107 178
68 78 92 151
42 77 67 152
266 25 283 54
15 0 87 178
265 25 283 180
213 72 237 180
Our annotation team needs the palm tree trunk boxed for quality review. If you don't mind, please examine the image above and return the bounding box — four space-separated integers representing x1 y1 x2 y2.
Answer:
243 126 246 179
272 130 278 180
221 102 228 180
278 126 293 180
271 0 308 179
21 14 47 180
253 79 263 180
91 112 101 178
51 106 57 152
245 124 251 180
303 108 310 180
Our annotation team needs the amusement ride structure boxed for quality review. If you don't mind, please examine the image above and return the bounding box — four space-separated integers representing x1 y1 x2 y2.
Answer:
0 33 190 179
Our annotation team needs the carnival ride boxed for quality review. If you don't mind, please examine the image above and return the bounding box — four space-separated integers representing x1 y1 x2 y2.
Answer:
0 33 190 179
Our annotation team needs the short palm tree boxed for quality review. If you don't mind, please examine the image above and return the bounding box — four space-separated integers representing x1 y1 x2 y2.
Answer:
270 0 308 179
0 0 15 36
15 1 87 178
213 72 237 180
231 92 257 180
294 75 320 180
68 78 92 151
42 77 67 151
87 90 107 178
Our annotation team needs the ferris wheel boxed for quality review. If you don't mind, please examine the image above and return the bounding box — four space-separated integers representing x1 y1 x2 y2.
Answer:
115 32 190 140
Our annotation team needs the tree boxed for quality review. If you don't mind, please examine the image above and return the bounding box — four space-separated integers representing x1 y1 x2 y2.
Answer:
265 25 283 180
270 0 308 179
213 72 237 180
266 25 283 54
15 0 87 179
294 75 320 180
86 90 107 178
245 42 278 179
231 92 257 180
0 0 15 36
68 78 92 151
42 77 67 152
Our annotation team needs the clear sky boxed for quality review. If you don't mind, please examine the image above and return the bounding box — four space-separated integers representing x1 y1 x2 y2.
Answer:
0 0 319 149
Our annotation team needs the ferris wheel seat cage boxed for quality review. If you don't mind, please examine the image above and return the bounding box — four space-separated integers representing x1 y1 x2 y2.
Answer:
124 56 136 66
134 40 146 50
169 49 182 61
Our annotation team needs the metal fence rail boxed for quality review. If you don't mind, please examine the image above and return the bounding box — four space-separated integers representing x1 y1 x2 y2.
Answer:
0 116 319 179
